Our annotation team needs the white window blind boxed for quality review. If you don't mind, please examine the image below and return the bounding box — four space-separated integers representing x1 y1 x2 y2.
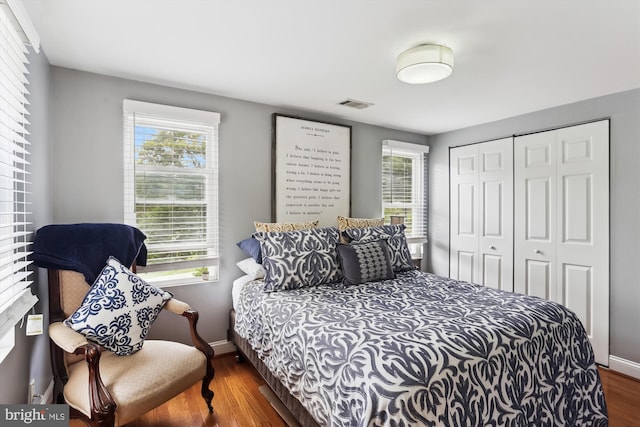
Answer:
123 100 220 286
0 0 39 344
382 140 429 245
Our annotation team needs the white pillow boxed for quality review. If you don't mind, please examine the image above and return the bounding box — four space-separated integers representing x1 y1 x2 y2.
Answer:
236 257 266 279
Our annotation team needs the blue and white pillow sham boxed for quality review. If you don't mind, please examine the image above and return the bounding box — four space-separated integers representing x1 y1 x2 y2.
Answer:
64 257 172 356
254 227 342 292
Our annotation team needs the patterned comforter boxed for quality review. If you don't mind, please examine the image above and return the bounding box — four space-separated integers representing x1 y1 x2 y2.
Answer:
234 270 607 426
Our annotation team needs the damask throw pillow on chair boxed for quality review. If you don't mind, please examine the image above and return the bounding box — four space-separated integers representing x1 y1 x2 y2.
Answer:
64 257 172 355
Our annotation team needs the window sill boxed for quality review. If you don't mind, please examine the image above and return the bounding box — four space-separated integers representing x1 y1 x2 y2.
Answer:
150 277 219 289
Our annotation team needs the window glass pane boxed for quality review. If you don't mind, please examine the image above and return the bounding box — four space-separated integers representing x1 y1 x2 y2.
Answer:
382 154 414 203
135 172 206 201
135 128 207 169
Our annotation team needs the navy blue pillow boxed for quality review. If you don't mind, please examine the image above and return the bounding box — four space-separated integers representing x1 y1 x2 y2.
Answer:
236 237 262 264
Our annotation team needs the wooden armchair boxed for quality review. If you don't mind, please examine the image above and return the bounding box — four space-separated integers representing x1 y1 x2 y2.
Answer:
47 268 215 426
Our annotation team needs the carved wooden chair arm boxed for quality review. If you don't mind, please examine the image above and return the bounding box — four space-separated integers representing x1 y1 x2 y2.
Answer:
49 322 117 422
163 297 192 315
49 322 89 353
162 298 213 356
163 298 215 411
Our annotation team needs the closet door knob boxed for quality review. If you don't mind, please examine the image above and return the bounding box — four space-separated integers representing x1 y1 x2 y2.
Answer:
535 249 542 254
489 246 496 250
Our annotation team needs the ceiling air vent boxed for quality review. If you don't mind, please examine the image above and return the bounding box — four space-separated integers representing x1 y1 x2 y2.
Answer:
338 98 374 110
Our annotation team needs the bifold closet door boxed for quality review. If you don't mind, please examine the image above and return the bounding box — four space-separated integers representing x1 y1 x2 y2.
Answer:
450 138 513 291
514 120 609 365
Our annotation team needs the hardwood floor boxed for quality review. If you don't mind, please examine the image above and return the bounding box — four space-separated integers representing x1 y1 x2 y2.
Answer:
67 354 640 427
599 366 640 427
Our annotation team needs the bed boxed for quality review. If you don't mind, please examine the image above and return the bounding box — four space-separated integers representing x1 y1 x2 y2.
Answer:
229 225 607 427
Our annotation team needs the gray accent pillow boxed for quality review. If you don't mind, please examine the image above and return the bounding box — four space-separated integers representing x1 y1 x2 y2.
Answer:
254 227 342 292
337 240 395 285
344 224 415 273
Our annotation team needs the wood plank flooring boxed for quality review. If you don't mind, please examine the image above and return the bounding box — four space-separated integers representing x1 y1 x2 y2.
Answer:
600 366 640 427
67 354 640 427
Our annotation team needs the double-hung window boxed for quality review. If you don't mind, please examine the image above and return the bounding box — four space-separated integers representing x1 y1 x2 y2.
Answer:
382 140 429 258
0 0 40 362
123 100 220 286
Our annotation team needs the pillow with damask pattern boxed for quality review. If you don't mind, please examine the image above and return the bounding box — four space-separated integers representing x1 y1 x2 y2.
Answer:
64 257 172 356
254 227 342 292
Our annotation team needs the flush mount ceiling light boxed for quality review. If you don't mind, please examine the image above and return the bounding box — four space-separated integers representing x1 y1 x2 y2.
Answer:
396 44 454 84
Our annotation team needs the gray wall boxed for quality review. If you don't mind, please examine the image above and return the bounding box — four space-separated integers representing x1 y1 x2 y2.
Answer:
0 47 53 403
48 66 427 344
428 88 640 364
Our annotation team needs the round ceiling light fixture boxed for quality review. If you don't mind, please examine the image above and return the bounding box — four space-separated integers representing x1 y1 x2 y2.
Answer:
396 44 454 84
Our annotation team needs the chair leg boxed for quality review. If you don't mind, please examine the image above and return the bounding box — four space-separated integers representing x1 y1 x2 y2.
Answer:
182 309 215 412
201 367 215 412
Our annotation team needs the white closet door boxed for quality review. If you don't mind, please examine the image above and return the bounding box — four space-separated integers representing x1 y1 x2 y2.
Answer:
515 120 609 365
450 144 479 283
450 138 513 290
478 138 513 291
514 131 558 301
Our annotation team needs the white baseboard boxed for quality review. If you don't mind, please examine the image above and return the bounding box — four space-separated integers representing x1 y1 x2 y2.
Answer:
210 339 236 356
609 355 640 380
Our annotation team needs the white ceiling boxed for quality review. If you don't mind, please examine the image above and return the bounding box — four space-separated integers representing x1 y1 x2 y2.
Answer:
22 0 640 135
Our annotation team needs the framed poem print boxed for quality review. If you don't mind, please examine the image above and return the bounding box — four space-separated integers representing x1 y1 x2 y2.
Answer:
272 114 352 227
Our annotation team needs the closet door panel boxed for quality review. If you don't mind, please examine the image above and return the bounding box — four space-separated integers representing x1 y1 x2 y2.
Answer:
478 138 513 291
525 177 551 241
514 131 557 298
556 121 609 364
455 251 475 283
450 145 479 283
450 138 513 289
526 259 550 299
482 254 503 289
562 263 592 336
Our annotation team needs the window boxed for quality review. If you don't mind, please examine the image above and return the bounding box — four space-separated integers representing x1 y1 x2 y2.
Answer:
382 140 429 257
123 100 220 286
0 0 40 361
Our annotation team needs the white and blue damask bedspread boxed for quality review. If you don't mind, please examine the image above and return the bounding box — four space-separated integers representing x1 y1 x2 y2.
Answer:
234 270 607 426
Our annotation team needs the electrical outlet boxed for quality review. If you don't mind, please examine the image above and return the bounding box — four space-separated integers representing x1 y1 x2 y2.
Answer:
28 378 35 404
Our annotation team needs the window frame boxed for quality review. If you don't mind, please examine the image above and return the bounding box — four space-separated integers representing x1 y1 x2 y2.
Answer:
123 100 220 287
382 140 429 256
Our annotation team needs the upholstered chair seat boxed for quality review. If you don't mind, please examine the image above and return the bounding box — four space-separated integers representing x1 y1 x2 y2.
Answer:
62 337 205 425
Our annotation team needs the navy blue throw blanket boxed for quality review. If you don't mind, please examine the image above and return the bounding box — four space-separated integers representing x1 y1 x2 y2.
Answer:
33 223 148 284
